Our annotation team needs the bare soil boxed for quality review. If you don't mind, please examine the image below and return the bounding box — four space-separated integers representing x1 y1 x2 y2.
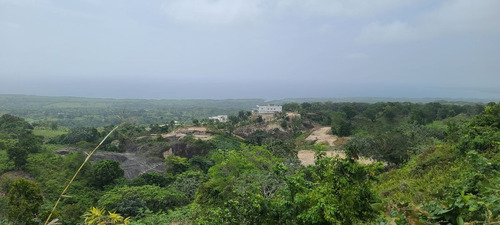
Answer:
299 126 374 165
161 126 213 141
305 127 338 146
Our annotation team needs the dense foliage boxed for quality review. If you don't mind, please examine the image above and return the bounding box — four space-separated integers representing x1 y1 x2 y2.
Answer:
0 100 498 224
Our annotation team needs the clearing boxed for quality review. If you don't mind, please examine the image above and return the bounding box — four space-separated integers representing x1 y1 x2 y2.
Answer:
305 127 349 146
299 126 374 165
161 126 213 141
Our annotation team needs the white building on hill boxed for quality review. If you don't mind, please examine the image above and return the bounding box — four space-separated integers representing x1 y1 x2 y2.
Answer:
209 115 228 122
257 104 282 114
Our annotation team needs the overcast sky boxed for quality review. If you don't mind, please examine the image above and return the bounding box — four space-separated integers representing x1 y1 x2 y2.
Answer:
1 0 499 99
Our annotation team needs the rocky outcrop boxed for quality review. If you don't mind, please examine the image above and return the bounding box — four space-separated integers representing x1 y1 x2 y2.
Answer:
165 142 210 158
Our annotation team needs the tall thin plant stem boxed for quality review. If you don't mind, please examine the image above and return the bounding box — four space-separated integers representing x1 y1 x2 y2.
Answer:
44 124 121 225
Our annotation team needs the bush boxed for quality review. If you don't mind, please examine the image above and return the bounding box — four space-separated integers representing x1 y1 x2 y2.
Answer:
98 185 189 213
90 160 124 188
7 179 44 225
130 172 169 187
64 127 99 144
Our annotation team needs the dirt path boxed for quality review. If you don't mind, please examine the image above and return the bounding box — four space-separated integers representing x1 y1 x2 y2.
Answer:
305 127 338 146
297 150 345 165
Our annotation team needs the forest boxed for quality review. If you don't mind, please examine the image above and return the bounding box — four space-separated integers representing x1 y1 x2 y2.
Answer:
0 99 499 224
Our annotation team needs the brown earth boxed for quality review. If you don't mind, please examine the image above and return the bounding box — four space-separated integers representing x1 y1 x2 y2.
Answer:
234 122 286 138
161 126 213 141
300 126 373 165
305 127 340 146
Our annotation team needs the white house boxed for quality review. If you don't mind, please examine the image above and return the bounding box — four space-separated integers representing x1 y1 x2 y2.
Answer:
209 115 228 122
257 104 282 114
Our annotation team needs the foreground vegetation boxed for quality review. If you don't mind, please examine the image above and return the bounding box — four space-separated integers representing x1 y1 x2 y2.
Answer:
0 100 498 224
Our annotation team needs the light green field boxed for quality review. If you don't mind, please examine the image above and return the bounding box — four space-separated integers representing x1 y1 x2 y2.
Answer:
33 128 67 139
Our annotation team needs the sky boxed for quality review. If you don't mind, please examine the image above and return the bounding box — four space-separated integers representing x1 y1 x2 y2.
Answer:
1 0 499 100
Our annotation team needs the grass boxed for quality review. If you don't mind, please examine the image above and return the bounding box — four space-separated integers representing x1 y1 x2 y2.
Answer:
33 128 67 139
374 144 470 206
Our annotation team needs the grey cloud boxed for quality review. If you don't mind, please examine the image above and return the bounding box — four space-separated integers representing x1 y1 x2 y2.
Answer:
275 0 416 17
0 0 499 100
162 0 264 24
161 0 417 25
357 0 500 43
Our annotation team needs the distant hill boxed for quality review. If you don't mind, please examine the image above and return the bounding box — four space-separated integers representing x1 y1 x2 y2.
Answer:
0 95 266 127
269 97 499 104
0 94 496 127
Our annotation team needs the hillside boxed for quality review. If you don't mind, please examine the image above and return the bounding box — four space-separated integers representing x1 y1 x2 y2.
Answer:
0 101 498 224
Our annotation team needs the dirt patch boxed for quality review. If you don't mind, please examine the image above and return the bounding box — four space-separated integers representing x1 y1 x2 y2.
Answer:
259 114 276 122
297 150 345 166
333 137 350 146
234 121 287 139
162 126 213 141
305 127 338 146
297 150 376 166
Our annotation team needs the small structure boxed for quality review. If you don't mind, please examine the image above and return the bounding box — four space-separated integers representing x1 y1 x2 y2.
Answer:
257 104 282 114
209 115 228 122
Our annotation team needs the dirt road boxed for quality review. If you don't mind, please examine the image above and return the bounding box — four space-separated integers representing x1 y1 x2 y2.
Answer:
305 127 338 146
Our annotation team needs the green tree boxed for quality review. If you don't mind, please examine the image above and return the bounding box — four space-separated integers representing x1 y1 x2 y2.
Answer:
331 112 353 137
294 156 379 224
238 110 248 120
170 170 205 200
7 146 28 169
50 122 58 130
130 172 169 187
248 129 267 146
342 105 357 120
61 203 86 225
65 127 99 144
165 155 189 176
98 185 188 213
116 195 147 218
17 131 42 153
7 179 44 225
283 102 301 112
363 107 378 122
91 160 124 188
195 146 281 223
0 114 33 135
331 119 352 137
382 104 398 122
458 102 500 153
